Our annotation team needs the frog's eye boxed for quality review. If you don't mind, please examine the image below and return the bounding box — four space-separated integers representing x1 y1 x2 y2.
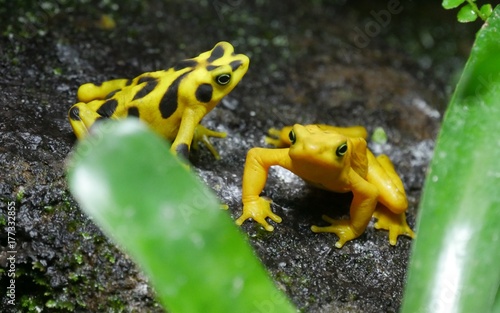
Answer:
288 130 296 145
216 73 231 85
336 143 348 157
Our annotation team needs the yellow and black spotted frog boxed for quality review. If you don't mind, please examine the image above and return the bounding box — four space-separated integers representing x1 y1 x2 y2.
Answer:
68 42 249 160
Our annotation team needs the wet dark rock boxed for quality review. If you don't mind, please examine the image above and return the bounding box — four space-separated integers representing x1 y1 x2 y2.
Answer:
0 0 478 312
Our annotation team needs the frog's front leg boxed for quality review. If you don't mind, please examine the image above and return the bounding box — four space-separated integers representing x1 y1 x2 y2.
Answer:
236 196 280 231
171 108 205 160
311 170 379 248
236 148 292 231
192 124 227 160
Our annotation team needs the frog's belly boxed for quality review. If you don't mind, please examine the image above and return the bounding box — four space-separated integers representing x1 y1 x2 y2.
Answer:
143 113 181 141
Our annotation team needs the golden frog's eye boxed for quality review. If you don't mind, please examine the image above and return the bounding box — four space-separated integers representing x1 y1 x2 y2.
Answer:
216 73 231 85
288 130 296 145
336 142 348 157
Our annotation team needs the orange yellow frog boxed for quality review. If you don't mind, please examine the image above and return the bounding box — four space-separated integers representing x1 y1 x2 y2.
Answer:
236 124 415 248
68 42 249 160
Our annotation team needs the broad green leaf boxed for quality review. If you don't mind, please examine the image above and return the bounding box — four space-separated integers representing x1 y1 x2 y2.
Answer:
402 6 500 313
66 119 297 313
442 0 466 9
457 3 478 22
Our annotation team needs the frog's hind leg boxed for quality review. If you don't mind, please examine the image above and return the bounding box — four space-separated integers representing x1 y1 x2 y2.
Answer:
373 204 415 245
265 124 368 148
265 126 293 147
371 154 415 245
68 100 108 139
376 154 405 193
315 124 368 139
77 78 130 102
367 153 407 214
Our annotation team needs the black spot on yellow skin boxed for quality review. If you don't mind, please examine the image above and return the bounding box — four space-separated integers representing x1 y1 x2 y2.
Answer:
207 45 225 62
125 79 133 86
127 106 140 118
137 76 156 84
195 84 213 103
176 143 189 160
174 60 198 71
133 79 158 100
105 90 119 99
159 71 191 119
229 60 243 71
69 107 81 121
97 99 118 118
206 65 218 71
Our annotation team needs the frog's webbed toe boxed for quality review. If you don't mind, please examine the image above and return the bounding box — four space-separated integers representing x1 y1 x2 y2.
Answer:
373 205 415 245
311 216 360 248
237 197 282 231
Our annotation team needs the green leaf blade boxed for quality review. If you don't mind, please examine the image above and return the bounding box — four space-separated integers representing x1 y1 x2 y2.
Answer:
457 3 478 22
402 6 500 313
480 4 493 20
442 0 466 10
67 119 297 313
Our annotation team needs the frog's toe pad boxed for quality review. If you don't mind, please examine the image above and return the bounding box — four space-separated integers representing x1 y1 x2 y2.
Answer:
237 197 282 231
311 217 359 248
374 219 415 245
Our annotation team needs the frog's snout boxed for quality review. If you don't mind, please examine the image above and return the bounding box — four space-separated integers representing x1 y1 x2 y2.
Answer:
302 142 329 155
